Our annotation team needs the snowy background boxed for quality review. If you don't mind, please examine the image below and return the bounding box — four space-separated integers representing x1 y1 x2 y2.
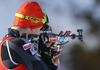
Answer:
0 0 100 70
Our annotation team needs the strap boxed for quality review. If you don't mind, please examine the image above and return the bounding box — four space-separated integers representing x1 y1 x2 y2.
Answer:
6 40 19 65
0 37 15 46
0 36 19 65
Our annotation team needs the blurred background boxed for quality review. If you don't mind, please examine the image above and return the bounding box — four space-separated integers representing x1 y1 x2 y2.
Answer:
0 0 100 70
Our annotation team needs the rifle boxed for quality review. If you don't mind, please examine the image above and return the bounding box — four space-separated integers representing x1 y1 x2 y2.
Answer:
40 25 84 70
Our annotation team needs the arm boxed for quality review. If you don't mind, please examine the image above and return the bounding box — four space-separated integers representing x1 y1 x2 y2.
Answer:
39 36 57 70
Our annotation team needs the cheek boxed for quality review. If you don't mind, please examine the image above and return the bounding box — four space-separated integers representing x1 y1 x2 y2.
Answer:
27 29 33 34
30 28 41 35
34 29 40 34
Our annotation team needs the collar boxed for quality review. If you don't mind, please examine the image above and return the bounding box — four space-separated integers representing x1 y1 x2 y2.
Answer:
7 28 20 37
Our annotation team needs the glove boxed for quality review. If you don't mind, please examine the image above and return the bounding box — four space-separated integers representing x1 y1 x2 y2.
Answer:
50 49 61 66
49 49 61 58
40 34 61 66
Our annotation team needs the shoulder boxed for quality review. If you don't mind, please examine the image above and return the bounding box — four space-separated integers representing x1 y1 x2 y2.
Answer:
8 38 33 51
9 38 29 46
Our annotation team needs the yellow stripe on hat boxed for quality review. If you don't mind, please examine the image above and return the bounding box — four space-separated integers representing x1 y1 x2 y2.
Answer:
15 12 47 24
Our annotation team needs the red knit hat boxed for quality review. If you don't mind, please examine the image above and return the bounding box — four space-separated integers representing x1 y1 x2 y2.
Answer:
13 1 44 29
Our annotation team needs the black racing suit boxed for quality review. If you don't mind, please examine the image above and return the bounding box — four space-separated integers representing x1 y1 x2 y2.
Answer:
1 29 57 70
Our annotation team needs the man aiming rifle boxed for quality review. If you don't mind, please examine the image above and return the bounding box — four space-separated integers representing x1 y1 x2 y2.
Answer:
0 1 58 70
